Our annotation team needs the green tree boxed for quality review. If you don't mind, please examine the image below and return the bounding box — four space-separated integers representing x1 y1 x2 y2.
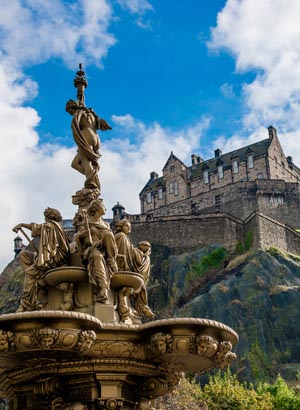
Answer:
258 375 300 410
200 370 272 410
154 371 273 410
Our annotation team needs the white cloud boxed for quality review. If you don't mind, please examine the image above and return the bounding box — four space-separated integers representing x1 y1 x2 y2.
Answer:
0 0 136 272
209 0 300 131
100 114 210 211
220 82 235 99
0 0 116 68
116 0 154 29
116 0 154 15
212 126 268 154
206 0 300 182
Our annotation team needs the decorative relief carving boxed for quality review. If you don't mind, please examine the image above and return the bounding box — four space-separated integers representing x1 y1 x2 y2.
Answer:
195 335 236 367
97 398 124 410
173 336 194 353
195 335 218 358
0 329 15 352
33 377 63 396
146 332 173 358
92 341 144 360
213 340 237 368
75 330 97 353
14 328 96 353
32 327 60 349
139 377 168 399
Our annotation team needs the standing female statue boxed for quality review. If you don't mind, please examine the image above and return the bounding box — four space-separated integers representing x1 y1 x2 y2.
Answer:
66 99 111 192
12 207 69 311
73 199 118 303
114 220 155 319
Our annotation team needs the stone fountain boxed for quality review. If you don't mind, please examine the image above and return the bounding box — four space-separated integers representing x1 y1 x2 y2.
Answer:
0 66 238 410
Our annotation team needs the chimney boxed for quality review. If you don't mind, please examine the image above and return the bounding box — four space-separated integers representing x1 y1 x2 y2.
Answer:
191 154 197 165
214 149 222 158
197 156 204 163
268 126 278 139
150 171 158 180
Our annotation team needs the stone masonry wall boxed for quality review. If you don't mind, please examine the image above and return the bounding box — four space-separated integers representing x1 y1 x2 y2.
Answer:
130 213 244 253
129 211 300 255
137 180 300 230
245 212 300 254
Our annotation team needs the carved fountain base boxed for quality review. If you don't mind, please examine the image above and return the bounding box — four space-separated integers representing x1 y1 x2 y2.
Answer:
0 310 237 410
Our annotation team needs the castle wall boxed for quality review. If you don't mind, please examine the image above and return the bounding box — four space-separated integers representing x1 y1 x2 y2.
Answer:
255 180 300 229
267 133 300 182
137 179 300 230
128 211 300 256
162 156 189 206
129 213 245 253
245 212 300 255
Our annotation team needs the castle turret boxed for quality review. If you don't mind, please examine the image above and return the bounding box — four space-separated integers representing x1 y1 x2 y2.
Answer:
13 235 24 258
112 202 125 223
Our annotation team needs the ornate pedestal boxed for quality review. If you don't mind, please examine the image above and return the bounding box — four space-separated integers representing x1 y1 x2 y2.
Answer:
0 311 238 410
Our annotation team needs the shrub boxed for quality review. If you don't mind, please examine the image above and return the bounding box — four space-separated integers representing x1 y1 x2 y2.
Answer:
258 375 300 410
245 230 253 251
185 247 228 285
154 371 273 410
200 370 273 410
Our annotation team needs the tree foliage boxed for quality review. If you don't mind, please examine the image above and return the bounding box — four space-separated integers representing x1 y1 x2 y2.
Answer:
258 375 300 410
153 371 300 410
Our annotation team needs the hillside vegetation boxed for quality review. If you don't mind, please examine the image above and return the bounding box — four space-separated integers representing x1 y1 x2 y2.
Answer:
148 245 300 385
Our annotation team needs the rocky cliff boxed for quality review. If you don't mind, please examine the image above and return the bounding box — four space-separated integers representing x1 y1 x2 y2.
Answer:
1 245 300 384
147 245 300 384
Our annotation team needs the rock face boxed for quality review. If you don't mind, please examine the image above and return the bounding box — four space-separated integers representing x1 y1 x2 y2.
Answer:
2 245 300 384
147 246 300 384
0 258 23 314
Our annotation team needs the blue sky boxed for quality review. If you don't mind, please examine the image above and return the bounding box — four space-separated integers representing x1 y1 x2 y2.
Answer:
1 0 300 270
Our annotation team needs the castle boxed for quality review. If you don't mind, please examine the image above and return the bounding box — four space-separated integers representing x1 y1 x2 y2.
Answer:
117 126 300 254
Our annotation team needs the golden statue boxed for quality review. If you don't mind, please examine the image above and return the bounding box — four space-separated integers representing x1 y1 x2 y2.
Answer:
12 207 69 311
66 66 111 193
114 219 155 319
73 199 118 303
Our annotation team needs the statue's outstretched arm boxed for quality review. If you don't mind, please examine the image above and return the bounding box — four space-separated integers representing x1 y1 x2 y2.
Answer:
12 223 33 233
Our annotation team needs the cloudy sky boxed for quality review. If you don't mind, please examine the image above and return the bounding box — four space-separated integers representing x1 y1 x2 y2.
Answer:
1 0 300 271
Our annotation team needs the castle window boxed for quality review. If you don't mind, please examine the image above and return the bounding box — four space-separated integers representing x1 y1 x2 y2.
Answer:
170 165 175 173
248 155 254 169
232 160 239 174
174 180 179 196
169 182 174 194
217 165 224 179
203 170 209 184
215 195 222 207
146 191 152 203
274 156 278 168
257 173 263 179
158 187 163 199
